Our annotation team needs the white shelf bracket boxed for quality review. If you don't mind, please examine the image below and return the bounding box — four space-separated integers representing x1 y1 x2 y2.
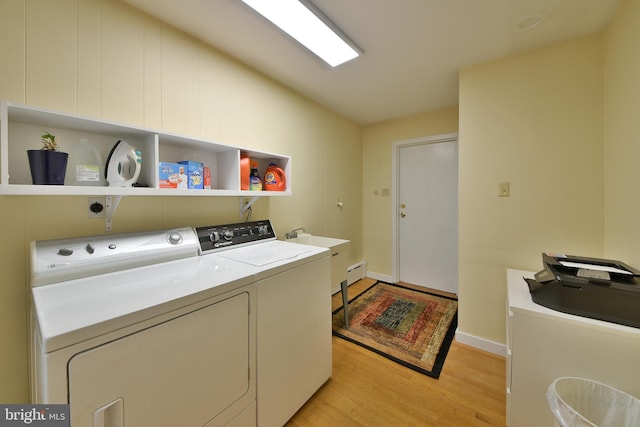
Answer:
239 196 260 219
105 195 122 231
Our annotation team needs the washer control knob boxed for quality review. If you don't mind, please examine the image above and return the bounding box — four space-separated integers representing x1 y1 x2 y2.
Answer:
57 248 73 256
209 231 220 242
85 244 95 254
223 230 234 240
168 232 183 245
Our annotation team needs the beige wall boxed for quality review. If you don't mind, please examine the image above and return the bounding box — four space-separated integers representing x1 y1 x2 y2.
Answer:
361 108 459 276
604 0 640 265
458 35 605 344
0 0 362 402
454 0 640 347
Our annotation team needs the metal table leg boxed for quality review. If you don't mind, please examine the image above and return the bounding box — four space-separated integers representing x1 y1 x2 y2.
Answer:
340 280 349 329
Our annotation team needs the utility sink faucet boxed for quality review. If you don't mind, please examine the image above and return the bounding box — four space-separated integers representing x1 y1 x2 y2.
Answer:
286 227 305 239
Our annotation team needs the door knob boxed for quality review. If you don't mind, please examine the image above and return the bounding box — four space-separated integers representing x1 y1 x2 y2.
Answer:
400 212 406 218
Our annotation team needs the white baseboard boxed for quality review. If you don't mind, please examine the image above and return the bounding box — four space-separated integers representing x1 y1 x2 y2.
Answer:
366 271 393 283
455 330 507 357
347 261 366 285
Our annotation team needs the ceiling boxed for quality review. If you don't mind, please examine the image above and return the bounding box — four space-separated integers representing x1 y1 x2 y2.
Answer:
122 0 621 125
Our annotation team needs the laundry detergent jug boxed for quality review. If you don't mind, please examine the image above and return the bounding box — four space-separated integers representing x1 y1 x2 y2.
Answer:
240 155 250 190
263 162 286 191
65 138 105 186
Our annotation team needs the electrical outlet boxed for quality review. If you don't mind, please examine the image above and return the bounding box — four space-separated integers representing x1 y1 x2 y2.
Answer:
239 198 251 219
88 197 106 218
498 182 510 197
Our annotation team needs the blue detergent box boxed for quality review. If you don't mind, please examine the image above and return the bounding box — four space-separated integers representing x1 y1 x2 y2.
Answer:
178 160 204 189
158 162 180 188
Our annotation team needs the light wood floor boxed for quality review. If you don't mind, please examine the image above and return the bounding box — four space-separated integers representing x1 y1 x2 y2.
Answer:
286 279 507 427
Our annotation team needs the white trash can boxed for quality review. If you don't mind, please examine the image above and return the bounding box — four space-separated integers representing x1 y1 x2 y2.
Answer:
547 377 640 427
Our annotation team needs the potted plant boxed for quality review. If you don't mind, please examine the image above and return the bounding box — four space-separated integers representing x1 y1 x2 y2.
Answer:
27 132 69 185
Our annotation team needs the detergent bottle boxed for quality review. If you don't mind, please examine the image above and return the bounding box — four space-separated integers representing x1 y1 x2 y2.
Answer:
249 161 262 191
240 154 250 190
65 138 106 186
263 162 286 191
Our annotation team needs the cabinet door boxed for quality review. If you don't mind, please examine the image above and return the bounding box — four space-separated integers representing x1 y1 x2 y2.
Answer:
68 291 253 427
256 257 331 427
509 310 640 427
330 244 348 294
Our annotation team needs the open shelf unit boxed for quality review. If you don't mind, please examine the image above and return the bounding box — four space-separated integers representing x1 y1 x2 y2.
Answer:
0 101 291 197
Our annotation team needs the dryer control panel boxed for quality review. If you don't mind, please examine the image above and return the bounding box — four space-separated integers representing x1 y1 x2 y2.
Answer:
30 227 200 286
196 220 276 253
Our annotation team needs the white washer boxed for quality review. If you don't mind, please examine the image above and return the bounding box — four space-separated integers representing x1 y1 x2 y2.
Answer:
194 222 333 427
31 220 331 427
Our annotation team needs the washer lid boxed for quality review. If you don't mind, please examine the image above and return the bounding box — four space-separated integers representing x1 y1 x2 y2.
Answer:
217 240 315 266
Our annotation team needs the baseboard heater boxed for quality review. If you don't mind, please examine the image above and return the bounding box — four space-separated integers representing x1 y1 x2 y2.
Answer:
347 261 366 285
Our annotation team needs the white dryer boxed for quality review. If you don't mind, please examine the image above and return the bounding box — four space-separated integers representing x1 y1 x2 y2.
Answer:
30 227 257 426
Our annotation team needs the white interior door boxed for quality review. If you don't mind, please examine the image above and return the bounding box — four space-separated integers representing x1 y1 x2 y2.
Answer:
396 136 458 294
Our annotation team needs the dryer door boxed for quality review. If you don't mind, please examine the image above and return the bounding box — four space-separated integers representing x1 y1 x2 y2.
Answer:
68 290 254 427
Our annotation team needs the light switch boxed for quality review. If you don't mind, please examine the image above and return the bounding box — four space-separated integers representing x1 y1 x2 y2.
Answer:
498 182 510 197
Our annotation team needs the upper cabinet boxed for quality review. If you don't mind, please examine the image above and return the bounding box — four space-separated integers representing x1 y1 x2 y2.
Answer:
0 101 291 196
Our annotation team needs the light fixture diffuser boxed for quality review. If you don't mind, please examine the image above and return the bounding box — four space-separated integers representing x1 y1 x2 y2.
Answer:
241 0 360 67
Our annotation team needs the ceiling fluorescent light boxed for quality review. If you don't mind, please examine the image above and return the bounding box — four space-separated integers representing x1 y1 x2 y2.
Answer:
241 0 360 67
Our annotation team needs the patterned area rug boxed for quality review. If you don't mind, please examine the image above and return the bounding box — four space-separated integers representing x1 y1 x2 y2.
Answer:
332 281 458 378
